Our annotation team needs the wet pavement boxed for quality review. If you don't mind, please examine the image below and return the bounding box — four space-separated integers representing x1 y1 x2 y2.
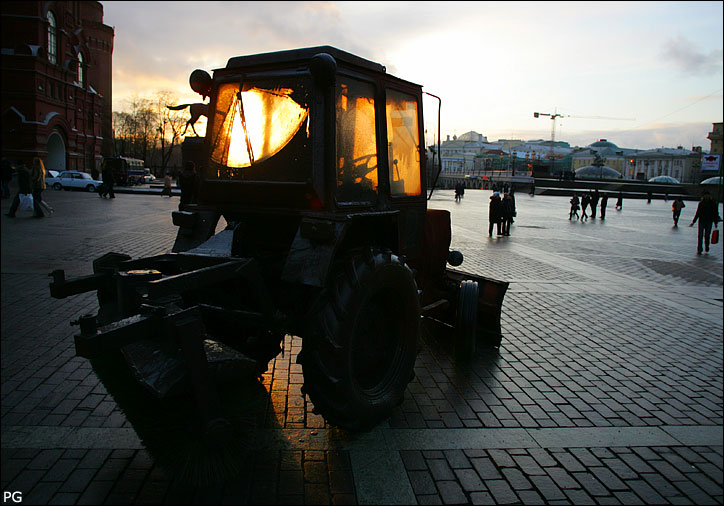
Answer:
1 188 722 505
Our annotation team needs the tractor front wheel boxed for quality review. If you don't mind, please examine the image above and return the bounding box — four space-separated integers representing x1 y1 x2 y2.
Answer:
300 248 419 431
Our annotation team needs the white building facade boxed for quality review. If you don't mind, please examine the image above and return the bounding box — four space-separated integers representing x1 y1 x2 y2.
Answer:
631 147 701 183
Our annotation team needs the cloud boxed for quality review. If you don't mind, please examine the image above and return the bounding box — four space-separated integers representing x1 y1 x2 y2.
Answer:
661 35 723 76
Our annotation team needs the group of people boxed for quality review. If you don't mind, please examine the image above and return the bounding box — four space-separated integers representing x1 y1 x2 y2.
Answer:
5 157 52 218
566 187 720 255
568 188 617 221
488 190 516 236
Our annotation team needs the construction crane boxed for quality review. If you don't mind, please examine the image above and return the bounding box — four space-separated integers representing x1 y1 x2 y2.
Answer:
533 110 635 173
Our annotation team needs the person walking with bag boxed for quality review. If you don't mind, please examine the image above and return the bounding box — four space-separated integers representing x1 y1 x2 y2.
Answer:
690 191 721 254
29 157 47 218
5 160 32 218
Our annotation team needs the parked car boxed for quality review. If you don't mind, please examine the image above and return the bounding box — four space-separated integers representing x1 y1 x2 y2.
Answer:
143 168 156 183
45 170 59 182
47 171 104 192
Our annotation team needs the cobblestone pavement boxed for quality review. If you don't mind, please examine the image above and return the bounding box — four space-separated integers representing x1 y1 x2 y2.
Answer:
1 189 722 505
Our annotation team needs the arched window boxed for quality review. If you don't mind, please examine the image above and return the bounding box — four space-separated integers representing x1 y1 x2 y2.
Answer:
47 11 57 64
77 52 84 87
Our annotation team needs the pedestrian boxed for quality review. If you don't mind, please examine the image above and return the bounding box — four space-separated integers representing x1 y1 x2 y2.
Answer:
100 160 115 198
488 191 503 236
647 190 652 204
29 157 46 218
501 192 514 236
178 161 198 210
454 182 461 202
509 187 516 222
91 165 99 181
5 160 32 218
161 171 173 197
671 197 685 227
580 192 590 221
600 193 608 219
569 193 580 220
529 183 535 196
1 158 12 199
689 191 721 254
615 191 623 210
590 189 599 219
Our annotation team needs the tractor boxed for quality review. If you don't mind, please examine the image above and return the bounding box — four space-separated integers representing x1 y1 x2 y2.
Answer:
49 46 508 433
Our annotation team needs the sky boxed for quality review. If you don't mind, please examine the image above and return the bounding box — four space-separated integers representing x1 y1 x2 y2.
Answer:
102 1 723 151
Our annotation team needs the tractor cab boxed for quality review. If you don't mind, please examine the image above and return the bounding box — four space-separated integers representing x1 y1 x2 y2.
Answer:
182 46 427 263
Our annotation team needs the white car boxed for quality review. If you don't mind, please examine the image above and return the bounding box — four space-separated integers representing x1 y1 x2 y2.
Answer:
143 168 156 183
47 171 104 192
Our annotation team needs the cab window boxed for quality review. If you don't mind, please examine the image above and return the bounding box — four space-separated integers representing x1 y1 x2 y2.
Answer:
386 89 421 196
336 78 378 202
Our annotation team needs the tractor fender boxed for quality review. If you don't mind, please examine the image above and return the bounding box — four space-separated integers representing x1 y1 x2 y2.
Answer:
281 212 400 287
281 217 348 287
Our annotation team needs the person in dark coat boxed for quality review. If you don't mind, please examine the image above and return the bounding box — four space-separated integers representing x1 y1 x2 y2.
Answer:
100 161 115 198
690 191 721 254
580 193 590 221
488 191 503 236
5 161 32 217
590 189 600 219
178 161 198 210
569 193 580 220
501 192 515 236
616 191 623 210
600 193 609 219
672 197 685 227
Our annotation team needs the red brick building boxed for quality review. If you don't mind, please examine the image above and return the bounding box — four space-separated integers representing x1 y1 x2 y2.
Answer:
1 1 113 173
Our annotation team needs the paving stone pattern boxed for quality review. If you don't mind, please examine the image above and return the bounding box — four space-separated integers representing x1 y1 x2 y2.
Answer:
2 189 722 504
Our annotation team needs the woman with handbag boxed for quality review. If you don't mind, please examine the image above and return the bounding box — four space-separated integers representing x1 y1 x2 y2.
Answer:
690 191 721 254
29 157 47 218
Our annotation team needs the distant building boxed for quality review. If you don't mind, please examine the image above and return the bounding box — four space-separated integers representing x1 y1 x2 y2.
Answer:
1 1 114 172
439 131 489 173
631 147 701 183
571 139 638 177
708 122 722 155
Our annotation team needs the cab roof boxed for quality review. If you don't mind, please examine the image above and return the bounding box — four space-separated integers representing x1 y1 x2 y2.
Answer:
222 46 422 90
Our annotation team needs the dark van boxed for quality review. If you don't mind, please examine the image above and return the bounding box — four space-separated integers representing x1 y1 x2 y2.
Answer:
103 157 144 186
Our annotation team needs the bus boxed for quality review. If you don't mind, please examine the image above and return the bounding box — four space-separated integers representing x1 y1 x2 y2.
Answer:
103 157 145 186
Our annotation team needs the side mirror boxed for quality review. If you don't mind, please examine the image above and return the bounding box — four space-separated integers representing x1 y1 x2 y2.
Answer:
447 250 463 267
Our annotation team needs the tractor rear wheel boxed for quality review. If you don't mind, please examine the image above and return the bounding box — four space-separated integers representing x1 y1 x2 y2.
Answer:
300 248 419 431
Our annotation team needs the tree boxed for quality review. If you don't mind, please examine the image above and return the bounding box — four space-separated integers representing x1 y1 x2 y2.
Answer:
111 91 189 174
152 91 187 175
